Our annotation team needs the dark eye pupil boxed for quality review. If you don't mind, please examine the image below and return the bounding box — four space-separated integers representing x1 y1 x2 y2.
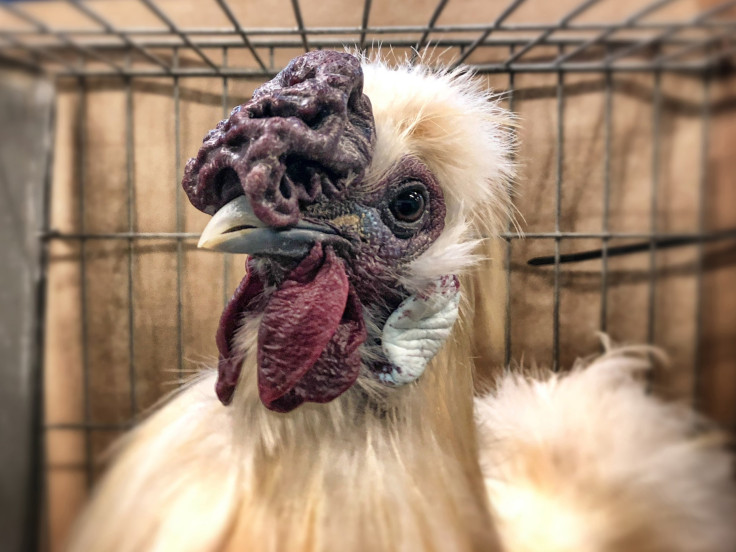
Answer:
391 190 425 222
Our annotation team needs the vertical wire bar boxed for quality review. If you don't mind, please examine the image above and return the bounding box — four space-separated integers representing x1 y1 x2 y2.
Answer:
692 73 710 411
76 75 94 488
222 47 231 306
67 0 172 73
290 0 310 52
412 0 449 61
35 79 57 552
174 48 184 384
358 0 372 52
648 71 661 349
604 1 736 66
553 46 564 372
0 2 124 73
504 45 516 369
552 0 675 66
503 0 604 67
125 55 138 421
139 0 220 73
600 66 613 334
451 0 528 68
214 0 268 71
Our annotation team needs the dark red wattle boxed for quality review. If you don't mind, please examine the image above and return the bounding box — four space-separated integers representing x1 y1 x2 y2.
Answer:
265 279 366 413
214 244 367 412
257 245 366 412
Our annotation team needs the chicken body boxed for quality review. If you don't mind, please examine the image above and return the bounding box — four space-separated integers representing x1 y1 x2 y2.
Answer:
68 52 510 552
67 52 735 552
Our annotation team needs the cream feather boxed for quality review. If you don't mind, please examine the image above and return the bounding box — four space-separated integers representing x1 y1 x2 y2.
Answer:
476 346 736 552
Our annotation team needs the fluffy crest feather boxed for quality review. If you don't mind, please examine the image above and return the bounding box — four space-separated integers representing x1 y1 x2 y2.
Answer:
356 50 517 285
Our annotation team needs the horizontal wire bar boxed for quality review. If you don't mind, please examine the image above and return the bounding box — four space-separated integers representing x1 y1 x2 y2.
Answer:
44 422 133 431
604 0 736 65
48 58 725 79
706 42 736 65
2 20 734 39
41 229 736 241
139 0 220 72
4 24 722 75
552 0 675 65
9 8 726 77
527 227 736 266
42 231 201 240
0 30 76 72
654 25 736 64
214 0 268 71
22 34 718 53
45 463 87 472
473 59 726 73
503 230 736 240
451 0 528 67
66 0 172 73
0 48 43 72
0 1 124 73
503 0 605 66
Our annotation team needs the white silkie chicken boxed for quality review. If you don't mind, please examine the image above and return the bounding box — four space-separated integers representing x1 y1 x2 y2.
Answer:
68 51 735 552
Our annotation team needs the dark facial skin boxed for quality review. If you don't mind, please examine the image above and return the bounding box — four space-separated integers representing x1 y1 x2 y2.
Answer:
300 154 446 305
182 51 447 412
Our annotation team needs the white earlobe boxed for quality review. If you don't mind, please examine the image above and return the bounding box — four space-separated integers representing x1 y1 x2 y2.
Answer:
380 275 460 385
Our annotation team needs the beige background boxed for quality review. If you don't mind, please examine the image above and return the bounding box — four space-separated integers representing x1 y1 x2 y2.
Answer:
2 0 732 549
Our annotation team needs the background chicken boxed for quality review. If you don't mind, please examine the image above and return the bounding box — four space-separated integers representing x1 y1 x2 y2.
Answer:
67 51 735 552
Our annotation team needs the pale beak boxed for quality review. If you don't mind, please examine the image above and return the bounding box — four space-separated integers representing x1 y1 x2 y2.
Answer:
197 195 345 257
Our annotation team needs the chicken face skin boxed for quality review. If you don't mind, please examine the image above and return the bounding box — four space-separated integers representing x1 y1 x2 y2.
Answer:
184 51 452 412
299 154 446 293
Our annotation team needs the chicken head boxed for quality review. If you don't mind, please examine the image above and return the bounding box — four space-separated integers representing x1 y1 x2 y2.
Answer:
183 51 513 413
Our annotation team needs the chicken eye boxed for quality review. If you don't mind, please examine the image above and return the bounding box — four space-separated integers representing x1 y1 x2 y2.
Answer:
381 183 430 239
389 187 426 223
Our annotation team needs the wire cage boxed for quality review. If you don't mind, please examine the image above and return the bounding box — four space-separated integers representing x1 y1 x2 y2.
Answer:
0 0 735 550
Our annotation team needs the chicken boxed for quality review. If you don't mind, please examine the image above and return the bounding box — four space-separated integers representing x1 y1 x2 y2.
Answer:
67 51 735 552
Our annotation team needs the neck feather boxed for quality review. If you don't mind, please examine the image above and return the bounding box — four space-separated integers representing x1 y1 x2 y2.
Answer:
224 275 499 551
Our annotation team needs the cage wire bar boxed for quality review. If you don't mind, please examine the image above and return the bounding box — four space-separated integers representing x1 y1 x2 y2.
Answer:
2 0 736 76
0 0 734 548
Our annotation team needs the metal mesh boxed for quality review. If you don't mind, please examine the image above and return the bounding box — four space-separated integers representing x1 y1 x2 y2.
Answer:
1 0 734 549
0 0 735 75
